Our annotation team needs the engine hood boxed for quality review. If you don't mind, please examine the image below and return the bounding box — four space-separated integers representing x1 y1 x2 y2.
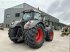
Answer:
24 20 41 29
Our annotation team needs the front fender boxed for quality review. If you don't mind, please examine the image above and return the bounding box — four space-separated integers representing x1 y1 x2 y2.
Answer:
24 20 43 29
10 21 21 28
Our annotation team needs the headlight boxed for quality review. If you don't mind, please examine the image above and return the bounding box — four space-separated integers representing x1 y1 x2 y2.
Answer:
11 22 14 25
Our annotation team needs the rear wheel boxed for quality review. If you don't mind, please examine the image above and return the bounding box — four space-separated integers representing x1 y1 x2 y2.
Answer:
8 27 23 43
24 24 45 49
45 30 54 41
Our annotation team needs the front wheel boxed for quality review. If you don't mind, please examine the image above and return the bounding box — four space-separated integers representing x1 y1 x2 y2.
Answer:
24 24 45 49
8 27 23 43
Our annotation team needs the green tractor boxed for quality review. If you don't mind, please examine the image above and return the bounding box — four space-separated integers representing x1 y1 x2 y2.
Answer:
8 10 54 49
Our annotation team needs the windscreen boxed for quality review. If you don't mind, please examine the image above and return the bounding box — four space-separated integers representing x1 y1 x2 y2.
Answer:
23 13 32 21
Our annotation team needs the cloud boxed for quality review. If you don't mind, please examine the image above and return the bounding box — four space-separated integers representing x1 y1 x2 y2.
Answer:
0 0 55 23
47 0 70 13
0 0 70 25
47 0 70 25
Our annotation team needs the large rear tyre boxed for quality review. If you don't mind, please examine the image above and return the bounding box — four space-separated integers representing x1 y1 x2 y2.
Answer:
45 30 54 41
24 24 45 49
8 27 23 43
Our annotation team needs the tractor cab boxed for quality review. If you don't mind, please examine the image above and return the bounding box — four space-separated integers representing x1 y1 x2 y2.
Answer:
22 10 42 21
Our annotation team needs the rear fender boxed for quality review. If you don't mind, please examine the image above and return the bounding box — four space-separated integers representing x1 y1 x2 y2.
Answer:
45 27 53 36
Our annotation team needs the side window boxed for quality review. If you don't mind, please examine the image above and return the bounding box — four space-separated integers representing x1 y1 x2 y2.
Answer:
15 13 20 17
34 13 41 20
43 17 45 21
43 17 46 24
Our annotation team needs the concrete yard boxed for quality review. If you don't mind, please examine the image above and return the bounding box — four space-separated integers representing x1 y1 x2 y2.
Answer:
0 29 69 52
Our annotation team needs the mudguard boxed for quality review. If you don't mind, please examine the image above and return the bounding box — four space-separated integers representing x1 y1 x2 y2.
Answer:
24 20 44 29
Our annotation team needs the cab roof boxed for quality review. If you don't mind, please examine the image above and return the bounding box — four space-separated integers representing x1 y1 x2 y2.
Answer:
23 9 41 13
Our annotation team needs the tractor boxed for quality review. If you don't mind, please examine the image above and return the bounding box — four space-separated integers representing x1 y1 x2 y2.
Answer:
61 26 70 36
8 10 54 49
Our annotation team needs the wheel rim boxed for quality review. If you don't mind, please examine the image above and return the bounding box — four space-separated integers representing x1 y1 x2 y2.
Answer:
35 28 44 43
17 28 22 41
50 32 53 40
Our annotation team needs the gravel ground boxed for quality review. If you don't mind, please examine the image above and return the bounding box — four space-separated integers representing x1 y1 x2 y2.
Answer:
0 29 70 52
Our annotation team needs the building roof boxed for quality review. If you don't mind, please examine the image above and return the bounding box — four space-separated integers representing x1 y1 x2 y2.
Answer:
5 3 59 23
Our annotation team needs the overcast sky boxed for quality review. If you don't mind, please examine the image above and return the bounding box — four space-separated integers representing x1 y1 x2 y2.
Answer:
0 0 70 25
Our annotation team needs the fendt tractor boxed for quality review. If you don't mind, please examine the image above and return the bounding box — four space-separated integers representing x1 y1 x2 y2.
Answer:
8 10 54 49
